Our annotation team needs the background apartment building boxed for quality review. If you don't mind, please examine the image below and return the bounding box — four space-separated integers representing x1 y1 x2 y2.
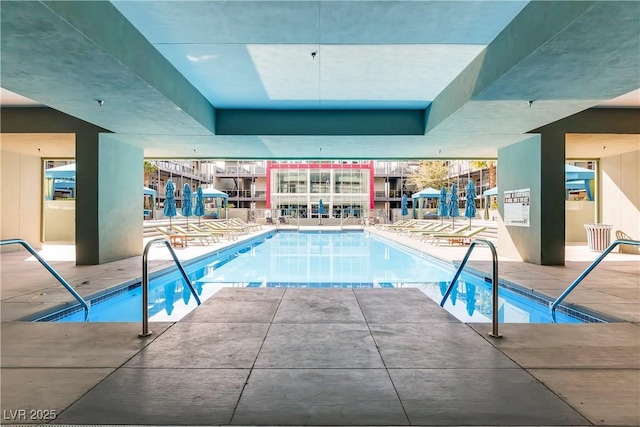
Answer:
203 160 495 222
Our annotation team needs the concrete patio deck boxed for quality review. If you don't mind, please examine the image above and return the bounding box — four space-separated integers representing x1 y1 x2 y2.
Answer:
1 225 638 425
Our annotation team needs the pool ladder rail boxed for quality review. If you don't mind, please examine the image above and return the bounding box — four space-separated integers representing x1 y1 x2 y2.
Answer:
0 238 90 321
550 238 640 323
140 237 202 337
440 239 501 338
339 214 366 231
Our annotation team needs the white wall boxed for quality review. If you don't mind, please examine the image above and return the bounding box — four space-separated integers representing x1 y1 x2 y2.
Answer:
600 150 640 241
565 200 595 242
0 150 42 251
43 200 75 242
97 137 144 263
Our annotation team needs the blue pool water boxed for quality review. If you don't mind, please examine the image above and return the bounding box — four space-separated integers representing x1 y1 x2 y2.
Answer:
43 231 602 323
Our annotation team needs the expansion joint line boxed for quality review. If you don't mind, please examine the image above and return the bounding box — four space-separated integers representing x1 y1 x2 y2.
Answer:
228 288 287 423
352 289 412 425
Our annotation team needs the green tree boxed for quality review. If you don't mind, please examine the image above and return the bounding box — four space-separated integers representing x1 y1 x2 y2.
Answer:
407 161 449 190
470 160 497 189
143 161 158 186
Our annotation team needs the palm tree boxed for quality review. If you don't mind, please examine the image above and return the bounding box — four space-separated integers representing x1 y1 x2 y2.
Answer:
470 160 497 189
143 161 158 187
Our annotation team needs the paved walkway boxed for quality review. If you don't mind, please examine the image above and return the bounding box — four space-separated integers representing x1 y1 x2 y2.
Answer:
1 225 638 425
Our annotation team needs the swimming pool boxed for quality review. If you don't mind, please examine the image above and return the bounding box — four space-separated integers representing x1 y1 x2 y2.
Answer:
38 231 604 323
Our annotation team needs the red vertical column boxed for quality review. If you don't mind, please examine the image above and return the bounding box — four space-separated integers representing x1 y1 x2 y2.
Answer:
266 161 272 209
369 161 375 209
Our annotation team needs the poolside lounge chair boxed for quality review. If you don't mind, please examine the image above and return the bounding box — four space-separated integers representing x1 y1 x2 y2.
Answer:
400 221 439 236
429 227 487 246
230 218 262 231
155 226 214 248
416 223 456 241
198 222 240 240
201 221 240 240
227 218 257 233
386 220 418 231
377 219 409 230
184 224 225 242
171 226 219 246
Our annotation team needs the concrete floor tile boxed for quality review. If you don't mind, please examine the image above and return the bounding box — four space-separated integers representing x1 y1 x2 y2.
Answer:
529 368 640 426
469 323 640 369
125 323 270 368
273 289 366 324
354 288 458 323
1 322 171 368
578 302 640 322
0 368 114 424
599 287 640 300
211 287 286 300
370 323 518 369
232 369 409 425
255 323 384 368
562 289 632 304
181 288 283 323
54 368 249 425
389 368 588 425
1 302 70 322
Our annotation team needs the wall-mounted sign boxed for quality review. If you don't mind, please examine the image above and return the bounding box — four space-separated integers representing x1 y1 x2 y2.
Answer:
504 188 530 227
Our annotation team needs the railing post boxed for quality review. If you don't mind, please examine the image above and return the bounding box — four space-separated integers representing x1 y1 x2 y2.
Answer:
140 243 152 337
0 239 90 321
140 237 201 337
440 239 501 338
550 239 640 322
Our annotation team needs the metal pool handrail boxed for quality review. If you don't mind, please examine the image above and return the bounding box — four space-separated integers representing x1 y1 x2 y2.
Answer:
440 239 501 338
140 237 201 337
339 213 348 231
0 239 90 321
291 210 300 231
550 239 640 323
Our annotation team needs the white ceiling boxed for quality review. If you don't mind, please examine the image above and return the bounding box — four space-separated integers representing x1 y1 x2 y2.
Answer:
1 1 638 159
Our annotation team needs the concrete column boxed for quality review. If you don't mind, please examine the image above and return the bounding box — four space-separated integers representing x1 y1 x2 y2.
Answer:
76 133 143 264
497 133 565 265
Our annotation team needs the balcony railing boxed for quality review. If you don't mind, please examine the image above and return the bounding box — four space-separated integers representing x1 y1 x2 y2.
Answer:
152 161 212 181
216 164 267 176
222 189 267 199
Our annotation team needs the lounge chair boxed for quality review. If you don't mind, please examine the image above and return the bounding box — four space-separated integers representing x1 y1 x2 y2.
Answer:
185 224 224 242
201 221 240 240
377 219 409 230
386 220 418 231
155 226 214 247
429 227 487 246
171 226 218 245
400 221 439 236
416 223 456 241
230 218 262 231
230 218 261 232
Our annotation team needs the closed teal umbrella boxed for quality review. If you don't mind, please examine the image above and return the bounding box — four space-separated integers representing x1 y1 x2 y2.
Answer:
194 186 205 224
464 181 477 226
181 183 193 228
438 186 449 223
401 194 409 217
164 180 177 228
318 199 325 225
449 183 459 227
